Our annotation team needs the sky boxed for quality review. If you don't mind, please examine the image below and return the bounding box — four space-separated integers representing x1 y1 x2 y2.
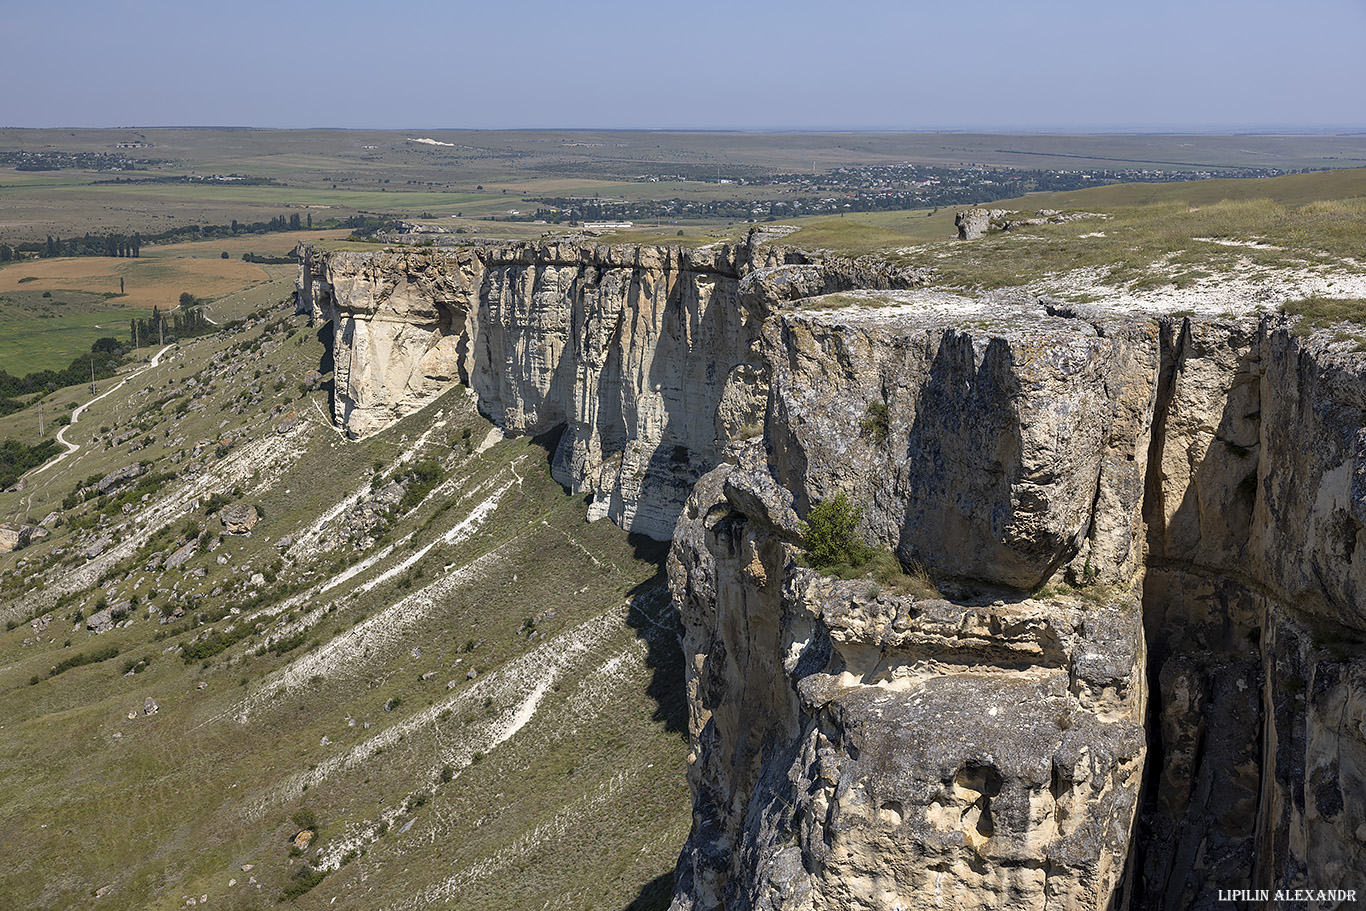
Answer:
2 0 1364 132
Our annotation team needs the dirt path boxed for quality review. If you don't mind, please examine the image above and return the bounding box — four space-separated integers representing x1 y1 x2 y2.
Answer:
28 343 175 477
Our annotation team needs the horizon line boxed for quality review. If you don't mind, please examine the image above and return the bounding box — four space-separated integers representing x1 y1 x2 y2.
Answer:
4 125 1366 137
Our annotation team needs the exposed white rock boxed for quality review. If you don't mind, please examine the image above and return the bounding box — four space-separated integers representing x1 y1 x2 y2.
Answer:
299 240 928 538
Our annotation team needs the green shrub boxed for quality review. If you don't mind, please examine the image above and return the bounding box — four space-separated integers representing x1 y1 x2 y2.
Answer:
800 493 873 569
399 458 443 511
859 402 890 444
279 866 325 901
50 645 120 677
290 807 318 830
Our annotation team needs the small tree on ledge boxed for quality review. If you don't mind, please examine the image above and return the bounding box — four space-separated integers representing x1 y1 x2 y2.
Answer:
801 493 874 570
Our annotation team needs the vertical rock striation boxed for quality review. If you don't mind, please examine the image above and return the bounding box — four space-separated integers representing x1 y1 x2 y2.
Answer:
667 299 1366 910
297 240 927 538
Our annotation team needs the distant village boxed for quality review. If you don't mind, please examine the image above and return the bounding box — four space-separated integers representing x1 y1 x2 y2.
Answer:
523 161 1298 224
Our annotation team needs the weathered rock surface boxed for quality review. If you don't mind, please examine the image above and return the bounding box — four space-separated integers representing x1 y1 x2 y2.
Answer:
667 303 1366 910
297 238 1366 909
219 503 258 535
669 454 1146 911
0 523 38 553
955 209 1106 239
955 208 994 239
766 293 1158 590
164 541 197 570
96 463 142 495
298 238 928 538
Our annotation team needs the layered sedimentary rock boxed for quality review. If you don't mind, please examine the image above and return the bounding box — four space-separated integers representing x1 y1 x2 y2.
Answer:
297 240 927 538
669 447 1148 911
765 295 1159 590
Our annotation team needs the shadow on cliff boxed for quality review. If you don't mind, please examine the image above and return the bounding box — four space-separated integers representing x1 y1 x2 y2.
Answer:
1129 317 1266 909
624 532 689 736
317 319 335 417
897 332 1027 584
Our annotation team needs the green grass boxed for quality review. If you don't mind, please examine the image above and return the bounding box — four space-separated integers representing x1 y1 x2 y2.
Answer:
781 208 954 255
775 170 1366 291
0 298 132 374
1282 295 1366 333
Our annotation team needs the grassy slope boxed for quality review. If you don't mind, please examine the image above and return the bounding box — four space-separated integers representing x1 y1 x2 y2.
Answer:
0 301 688 911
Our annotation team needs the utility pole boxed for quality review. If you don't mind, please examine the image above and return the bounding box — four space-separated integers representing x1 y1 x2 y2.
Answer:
90 357 96 395
159 317 164 347
38 401 43 437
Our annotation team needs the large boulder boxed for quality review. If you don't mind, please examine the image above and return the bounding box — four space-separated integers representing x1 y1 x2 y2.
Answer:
164 541 198 569
96 464 143 495
955 208 992 239
0 524 36 553
219 503 259 535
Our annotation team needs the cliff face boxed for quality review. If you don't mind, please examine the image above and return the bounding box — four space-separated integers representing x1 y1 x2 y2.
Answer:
765 296 1159 590
1139 321 1366 907
668 299 1366 910
297 241 926 538
669 446 1148 911
297 243 1366 909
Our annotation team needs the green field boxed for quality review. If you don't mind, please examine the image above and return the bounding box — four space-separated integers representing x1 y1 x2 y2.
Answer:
0 290 134 374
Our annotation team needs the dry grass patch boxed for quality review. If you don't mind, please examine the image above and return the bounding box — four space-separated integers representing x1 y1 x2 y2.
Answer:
0 256 270 310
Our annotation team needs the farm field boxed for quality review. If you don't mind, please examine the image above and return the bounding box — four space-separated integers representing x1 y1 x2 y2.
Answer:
3 128 1366 242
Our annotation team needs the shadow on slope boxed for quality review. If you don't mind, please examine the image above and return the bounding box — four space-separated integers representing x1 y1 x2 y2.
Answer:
625 872 674 911
624 532 688 736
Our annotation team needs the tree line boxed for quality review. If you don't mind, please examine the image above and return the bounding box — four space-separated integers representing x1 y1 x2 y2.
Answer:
0 337 126 416
130 300 214 346
0 211 319 262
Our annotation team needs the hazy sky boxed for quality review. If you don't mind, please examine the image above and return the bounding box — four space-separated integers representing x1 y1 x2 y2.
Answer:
4 0 1364 131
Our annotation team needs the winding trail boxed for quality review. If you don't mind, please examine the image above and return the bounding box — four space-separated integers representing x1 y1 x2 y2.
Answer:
29 344 175 476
